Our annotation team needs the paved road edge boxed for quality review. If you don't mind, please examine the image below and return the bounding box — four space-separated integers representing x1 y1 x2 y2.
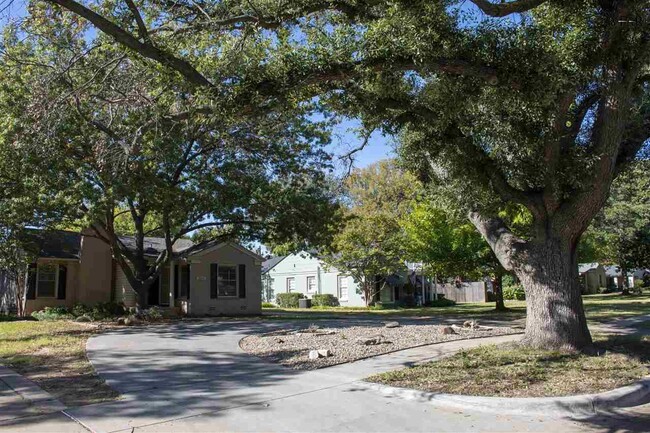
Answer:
356 377 650 417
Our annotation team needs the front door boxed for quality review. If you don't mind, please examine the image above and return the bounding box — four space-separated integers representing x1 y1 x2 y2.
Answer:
148 277 160 306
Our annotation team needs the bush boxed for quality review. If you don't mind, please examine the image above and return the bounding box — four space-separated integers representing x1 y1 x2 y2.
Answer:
139 306 163 321
633 280 645 294
262 302 276 308
73 302 125 321
426 298 456 307
503 285 526 301
31 306 74 321
276 292 305 308
311 294 340 307
397 295 416 308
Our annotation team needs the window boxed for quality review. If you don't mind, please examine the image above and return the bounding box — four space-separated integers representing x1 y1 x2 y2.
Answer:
37 264 57 298
306 276 316 293
217 265 238 297
338 276 348 301
286 277 295 292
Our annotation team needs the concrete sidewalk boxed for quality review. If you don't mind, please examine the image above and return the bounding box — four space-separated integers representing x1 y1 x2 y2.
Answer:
0 366 65 422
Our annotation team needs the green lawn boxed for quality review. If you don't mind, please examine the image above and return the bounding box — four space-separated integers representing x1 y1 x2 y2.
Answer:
0 320 118 406
263 292 650 323
367 333 650 397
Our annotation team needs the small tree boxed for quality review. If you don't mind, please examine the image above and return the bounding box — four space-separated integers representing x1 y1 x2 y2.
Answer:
400 202 508 310
324 160 418 306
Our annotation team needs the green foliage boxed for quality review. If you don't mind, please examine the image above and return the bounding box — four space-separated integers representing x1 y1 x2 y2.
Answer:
311 294 340 307
31 307 74 321
72 302 125 321
324 160 418 305
261 302 276 308
400 201 497 279
276 293 305 308
580 161 650 271
426 298 456 308
139 306 163 321
503 285 526 301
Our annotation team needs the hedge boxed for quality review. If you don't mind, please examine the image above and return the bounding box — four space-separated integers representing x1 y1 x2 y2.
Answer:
312 294 339 307
276 292 305 308
503 285 526 300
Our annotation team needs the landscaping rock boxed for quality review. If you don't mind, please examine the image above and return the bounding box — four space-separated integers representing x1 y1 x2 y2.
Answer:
384 321 400 328
463 320 473 328
357 335 384 345
124 316 140 326
117 317 126 326
441 326 456 335
308 350 320 360
241 323 519 370
317 349 332 357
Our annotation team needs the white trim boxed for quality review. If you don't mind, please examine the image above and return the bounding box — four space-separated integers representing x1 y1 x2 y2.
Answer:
337 275 349 302
36 263 59 299
189 241 264 261
217 264 239 298
306 276 316 293
286 277 295 293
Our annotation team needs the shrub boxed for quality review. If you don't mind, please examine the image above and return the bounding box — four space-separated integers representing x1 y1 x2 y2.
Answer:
503 285 526 301
633 280 644 294
397 295 416 308
276 292 305 308
311 294 339 307
140 306 163 321
262 302 276 308
427 298 456 307
72 302 125 320
31 306 74 321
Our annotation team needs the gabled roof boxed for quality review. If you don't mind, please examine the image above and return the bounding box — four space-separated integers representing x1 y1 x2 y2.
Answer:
24 229 82 260
118 236 195 257
632 268 650 279
578 263 601 274
604 265 622 277
262 255 286 273
184 241 264 261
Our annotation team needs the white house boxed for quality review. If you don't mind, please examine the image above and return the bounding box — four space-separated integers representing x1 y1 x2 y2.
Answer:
262 251 366 306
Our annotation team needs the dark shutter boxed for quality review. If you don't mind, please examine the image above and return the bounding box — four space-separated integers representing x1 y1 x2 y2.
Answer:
26 263 37 300
57 265 67 300
238 264 246 298
174 265 179 299
186 265 191 300
181 266 190 298
210 263 218 299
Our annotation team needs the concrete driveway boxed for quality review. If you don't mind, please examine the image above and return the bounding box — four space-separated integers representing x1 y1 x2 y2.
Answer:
10 319 650 432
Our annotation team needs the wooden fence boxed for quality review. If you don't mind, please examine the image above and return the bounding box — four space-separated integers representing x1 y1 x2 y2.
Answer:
435 281 487 303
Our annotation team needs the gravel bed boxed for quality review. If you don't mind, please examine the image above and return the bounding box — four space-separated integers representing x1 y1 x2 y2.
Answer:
239 323 520 370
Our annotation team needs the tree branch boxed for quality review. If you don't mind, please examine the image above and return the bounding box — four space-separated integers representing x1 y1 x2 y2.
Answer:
44 0 213 87
124 0 150 42
468 212 526 271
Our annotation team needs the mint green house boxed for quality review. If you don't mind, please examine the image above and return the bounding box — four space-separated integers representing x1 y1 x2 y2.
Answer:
262 251 366 306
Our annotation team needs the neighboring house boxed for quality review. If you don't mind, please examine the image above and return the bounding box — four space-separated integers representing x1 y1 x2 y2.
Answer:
20 230 263 315
578 263 607 294
604 265 624 290
630 268 650 287
261 252 487 306
262 251 366 307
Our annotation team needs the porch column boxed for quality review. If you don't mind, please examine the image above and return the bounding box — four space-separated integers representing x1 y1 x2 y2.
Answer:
169 263 175 309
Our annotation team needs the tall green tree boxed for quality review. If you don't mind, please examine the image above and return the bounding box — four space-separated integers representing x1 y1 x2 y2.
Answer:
400 202 508 310
579 160 650 286
21 1 650 348
1 15 338 306
324 160 417 306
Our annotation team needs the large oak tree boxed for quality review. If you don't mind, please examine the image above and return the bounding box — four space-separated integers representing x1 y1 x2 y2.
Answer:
17 0 650 349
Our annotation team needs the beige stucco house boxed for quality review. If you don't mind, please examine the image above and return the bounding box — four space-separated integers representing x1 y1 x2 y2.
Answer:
578 263 607 294
24 230 263 316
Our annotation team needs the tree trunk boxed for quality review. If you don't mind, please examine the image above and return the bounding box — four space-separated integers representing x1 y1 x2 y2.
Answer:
514 239 592 351
493 273 506 311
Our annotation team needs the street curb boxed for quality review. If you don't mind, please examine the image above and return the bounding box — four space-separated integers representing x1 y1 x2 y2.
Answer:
358 377 650 417
0 365 66 414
